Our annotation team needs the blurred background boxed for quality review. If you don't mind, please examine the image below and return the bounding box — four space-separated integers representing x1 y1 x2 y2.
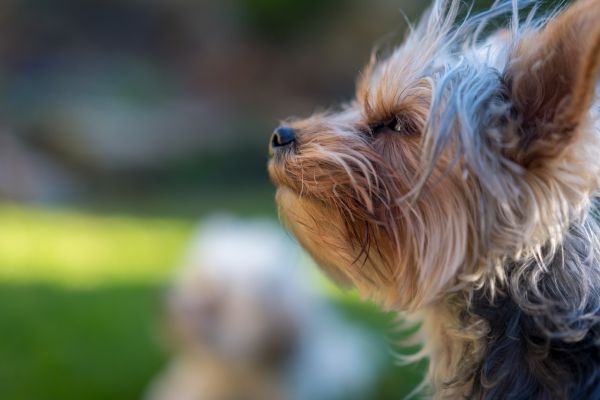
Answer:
0 0 563 399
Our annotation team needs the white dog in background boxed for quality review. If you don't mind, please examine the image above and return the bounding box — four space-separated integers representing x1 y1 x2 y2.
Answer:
146 216 382 400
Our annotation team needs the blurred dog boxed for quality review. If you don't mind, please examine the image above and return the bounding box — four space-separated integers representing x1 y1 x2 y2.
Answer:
268 0 600 398
146 217 380 400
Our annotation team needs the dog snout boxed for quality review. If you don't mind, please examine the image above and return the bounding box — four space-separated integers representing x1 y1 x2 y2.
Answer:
270 127 296 152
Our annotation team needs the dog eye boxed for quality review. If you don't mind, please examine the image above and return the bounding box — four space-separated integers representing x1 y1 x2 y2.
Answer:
369 115 417 136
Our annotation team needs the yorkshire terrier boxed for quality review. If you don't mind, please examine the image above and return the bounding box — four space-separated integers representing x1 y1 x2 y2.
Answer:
268 0 600 398
146 217 380 400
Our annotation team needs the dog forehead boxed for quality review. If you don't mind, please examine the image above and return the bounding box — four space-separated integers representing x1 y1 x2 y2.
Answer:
362 57 418 99
359 25 511 104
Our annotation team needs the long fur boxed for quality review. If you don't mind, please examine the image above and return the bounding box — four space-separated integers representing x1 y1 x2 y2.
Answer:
268 0 600 398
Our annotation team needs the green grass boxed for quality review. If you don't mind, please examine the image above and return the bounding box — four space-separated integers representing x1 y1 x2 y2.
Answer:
0 284 165 400
0 202 424 399
0 204 194 286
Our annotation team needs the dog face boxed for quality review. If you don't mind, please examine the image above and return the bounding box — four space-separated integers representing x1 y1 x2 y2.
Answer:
269 0 600 310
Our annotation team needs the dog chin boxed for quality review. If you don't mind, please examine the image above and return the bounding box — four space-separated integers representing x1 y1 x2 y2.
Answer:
275 187 356 288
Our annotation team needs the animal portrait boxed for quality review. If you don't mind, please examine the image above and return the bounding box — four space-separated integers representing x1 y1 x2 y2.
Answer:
268 0 600 398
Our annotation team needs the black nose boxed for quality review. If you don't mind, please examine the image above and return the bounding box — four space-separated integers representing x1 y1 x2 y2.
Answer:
271 127 296 149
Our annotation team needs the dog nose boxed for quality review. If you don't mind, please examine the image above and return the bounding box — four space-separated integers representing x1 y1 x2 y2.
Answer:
271 126 296 149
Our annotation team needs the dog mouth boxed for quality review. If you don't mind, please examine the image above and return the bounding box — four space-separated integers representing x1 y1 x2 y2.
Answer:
268 150 289 183
267 129 302 192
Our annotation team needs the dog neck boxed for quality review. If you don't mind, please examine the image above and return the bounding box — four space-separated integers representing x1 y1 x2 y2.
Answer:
418 209 600 399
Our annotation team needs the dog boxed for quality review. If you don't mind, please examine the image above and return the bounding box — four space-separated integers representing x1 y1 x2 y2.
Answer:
145 217 381 400
268 0 600 398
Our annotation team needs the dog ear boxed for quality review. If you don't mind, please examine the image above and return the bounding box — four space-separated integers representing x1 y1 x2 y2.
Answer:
507 0 600 165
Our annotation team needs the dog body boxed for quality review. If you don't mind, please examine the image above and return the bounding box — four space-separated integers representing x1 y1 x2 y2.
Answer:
268 0 600 398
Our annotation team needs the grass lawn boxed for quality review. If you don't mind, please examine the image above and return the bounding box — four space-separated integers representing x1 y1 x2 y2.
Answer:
0 201 425 399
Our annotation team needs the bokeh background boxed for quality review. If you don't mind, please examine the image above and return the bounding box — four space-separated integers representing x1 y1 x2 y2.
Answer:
0 0 564 399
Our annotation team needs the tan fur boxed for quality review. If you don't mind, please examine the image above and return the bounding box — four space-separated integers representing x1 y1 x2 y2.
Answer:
269 0 600 397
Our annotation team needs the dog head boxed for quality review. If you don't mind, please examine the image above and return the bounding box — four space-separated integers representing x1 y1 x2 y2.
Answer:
268 0 600 310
